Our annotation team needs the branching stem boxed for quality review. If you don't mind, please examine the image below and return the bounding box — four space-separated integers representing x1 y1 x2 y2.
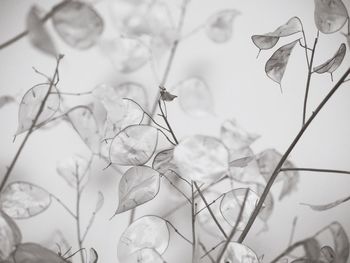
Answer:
194 182 228 239
0 56 63 192
238 67 350 243
302 33 319 125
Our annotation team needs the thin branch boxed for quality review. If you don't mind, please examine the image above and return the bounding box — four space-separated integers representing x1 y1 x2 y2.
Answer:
238 67 350 243
280 167 350 175
199 241 215 263
162 175 229 218
299 19 310 67
216 188 249 263
194 182 228 239
158 99 179 144
162 174 192 203
0 55 63 192
191 181 197 261
157 128 177 146
0 0 70 50
200 241 225 260
195 193 224 216
168 169 191 186
302 33 319 126
51 91 92 96
123 98 171 132
165 220 193 245
288 216 298 247
49 193 76 219
148 0 190 119
75 174 85 263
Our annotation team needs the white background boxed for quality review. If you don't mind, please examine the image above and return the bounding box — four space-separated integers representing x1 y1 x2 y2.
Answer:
0 0 350 262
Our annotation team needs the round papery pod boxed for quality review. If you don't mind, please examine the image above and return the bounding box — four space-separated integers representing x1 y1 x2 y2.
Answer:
220 188 261 231
6 243 65 263
124 248 164 263
0 210 22 260
218 242 259 263
117 215 170 262
173 135 229 183
197 190 232 239
52 1 104 49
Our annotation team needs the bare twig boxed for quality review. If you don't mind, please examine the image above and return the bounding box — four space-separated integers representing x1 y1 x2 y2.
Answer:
195 193 224 216
128 0 190 223
162 175 229 218
0 55 63 192
194 182 228 239
216 189 249 263
199 241 215 263
49 192 76 219
148 0 190 119
158 99 179 144
238 67 350 243
288 216 298 247
165 219 193 245
191 181 197 261
75 173 85 263
162 174 192 203
302 32 319 125
280 167 350 175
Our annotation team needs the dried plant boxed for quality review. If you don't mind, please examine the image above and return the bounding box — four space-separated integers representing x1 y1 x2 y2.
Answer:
0 0 349 263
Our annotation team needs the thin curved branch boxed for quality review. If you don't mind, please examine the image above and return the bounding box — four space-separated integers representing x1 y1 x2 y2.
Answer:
216 189 249 262
280 167 350 175
165 219 193 245
0 55 63 192
238 67 350 243
302 33 319 125
194 182 228 239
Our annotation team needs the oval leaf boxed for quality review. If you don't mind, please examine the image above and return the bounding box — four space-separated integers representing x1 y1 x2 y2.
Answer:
329 222 349 263
56 154 90 188
7 243 65 263
320 246 336 263
26 6 57 56
176 78 214 117
218 242 259 263
314 43 346 75
117 215 169 262
173 135 229 183
197 190 232 238
314 0 348 34
115 166 160 214
265 39 299 87
66 106 101 154
0 182 52 219
0 211 22 260
124 248 164 263
252 17 302 50
220 188 260 230
16 83 60 135
99 37 150 73
52 1 104 49
257 149 299 200
221 119 259 152
109 125 158 166
89 248 98 263
152 148 177 176
301 194 350 211
206 9 240 43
